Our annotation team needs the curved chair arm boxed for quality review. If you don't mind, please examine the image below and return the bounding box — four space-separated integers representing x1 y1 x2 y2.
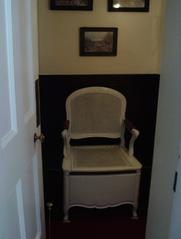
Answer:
61 129 69 158
125 119 140 156
128 128 139 156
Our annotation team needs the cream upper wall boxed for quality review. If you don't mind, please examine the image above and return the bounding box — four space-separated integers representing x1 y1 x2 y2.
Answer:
38 0 164 75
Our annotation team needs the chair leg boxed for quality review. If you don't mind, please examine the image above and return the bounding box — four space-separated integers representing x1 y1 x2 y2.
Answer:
132 206 138 219
63 208 70 222
63 172 70 222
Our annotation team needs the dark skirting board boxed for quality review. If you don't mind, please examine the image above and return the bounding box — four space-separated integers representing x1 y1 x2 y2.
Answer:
39 74 160 221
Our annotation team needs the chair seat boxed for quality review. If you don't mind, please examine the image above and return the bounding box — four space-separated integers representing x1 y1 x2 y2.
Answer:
68 145 142 172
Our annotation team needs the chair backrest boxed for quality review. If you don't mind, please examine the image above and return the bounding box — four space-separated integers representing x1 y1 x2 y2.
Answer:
66 87 126 139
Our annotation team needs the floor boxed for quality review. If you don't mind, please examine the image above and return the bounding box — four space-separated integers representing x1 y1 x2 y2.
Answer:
47 206 146 239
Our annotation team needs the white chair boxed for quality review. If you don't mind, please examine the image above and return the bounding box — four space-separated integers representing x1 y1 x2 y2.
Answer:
62 87 142 221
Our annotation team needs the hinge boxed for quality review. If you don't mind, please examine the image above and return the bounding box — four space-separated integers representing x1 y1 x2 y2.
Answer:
173 171 178 192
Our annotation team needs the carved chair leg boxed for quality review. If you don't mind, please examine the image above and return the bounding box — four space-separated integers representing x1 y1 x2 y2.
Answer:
63 172 70 222
63 209 70 223
132 206 138 219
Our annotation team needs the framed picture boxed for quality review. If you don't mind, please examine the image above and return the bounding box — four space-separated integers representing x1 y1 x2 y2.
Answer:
50 0 93 10
108 0 149 12
80 27 118 56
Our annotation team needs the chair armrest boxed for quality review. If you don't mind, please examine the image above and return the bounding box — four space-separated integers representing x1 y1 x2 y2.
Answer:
125 119 139 156
61 120 70 157
61 129 69 157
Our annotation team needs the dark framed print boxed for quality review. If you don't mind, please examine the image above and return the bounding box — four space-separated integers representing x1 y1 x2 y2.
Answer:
50 0 93 10
80 27 118 56
108 0 149 12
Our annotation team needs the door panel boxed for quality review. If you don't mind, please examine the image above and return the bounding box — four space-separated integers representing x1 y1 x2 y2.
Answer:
11 0 34 121
0 0 17 148
0 0 45 239
16 180 27 239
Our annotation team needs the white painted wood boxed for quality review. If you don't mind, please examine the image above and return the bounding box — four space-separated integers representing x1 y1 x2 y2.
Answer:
4 0 17 133
33 143 46 239
16 180 26 239
63 171 141 221
34 232 42 239
1 130 17 149
128 129 139 156
0 0 17 149
146 0 181 238
0 1 45 239
62 87 142 221
169 144 181 239
68 173 140 206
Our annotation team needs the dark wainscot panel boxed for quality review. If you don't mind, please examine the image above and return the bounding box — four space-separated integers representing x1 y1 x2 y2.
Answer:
39 74 160 221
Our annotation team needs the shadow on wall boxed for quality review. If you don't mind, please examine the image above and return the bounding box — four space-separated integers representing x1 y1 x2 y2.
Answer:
39 74 159 221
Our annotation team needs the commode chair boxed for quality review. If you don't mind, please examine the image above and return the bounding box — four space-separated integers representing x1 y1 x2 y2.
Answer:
62 87 142 221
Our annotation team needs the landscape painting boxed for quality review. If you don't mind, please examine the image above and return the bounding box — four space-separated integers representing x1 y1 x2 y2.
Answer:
80 27 118 56
50 0 93 10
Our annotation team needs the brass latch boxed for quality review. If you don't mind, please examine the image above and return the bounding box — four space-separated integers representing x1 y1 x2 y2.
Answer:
34 133 45 143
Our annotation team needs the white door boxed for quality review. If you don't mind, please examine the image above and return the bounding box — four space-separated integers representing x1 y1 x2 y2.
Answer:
0 0 45 239
146 0 181 238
